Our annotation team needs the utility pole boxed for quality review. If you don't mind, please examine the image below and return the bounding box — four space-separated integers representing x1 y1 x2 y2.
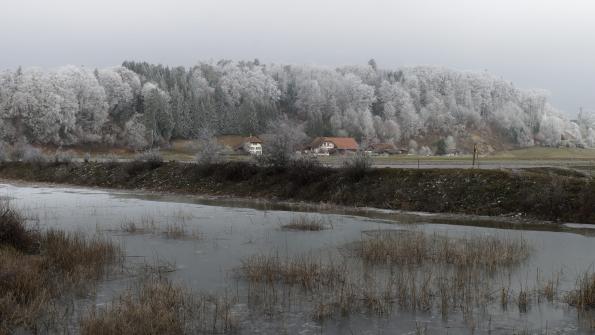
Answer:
472 144 477 168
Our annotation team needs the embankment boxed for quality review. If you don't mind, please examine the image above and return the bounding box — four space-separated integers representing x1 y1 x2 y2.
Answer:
0 161 593 224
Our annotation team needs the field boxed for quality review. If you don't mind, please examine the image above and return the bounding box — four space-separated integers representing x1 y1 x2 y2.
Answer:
33 142 595 169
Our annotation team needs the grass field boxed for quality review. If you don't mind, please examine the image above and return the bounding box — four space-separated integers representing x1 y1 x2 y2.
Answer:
27 143 595 171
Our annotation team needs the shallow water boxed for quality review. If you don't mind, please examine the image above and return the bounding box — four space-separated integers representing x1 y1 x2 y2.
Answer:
2 182 595 334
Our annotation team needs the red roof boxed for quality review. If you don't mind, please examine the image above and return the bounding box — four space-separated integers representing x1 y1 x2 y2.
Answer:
217 135 262 150
310 137 359 150
244 136 263 144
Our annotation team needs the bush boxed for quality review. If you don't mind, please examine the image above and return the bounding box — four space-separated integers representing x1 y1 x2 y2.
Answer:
259 118 308 169
418 146 432 156
52 150 73 164
435 139 447 155
342 151 372 180
9 143 46 163
0 142 8 162
195 139 221 166
134 149 163 166
287 156 326 185
0 202 37 253
22 146 46 163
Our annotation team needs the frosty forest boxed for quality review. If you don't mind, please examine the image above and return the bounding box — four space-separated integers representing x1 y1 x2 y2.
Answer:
1 59 594 152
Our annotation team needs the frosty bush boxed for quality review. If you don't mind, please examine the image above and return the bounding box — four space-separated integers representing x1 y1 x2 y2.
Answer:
0 142 8 162
418 146 432 156
52 150 73 163
22 146 46 163
259 118 308 168
195 129 221 166
134 149 163 164
343 151 372 180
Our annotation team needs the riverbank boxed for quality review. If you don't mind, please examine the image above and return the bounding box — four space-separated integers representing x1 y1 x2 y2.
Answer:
0 161 593 224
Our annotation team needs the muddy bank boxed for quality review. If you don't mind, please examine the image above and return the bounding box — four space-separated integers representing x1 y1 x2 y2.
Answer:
0 161 593 224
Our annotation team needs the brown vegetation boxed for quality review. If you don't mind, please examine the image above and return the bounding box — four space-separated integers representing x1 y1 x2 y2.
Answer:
281 216 331 231
0 202 121 333
0 202 38 252
566 271 595 309
357 230 530 269
1 161 595 223
237 231 534 325
80 276 237 335
119 216 200 240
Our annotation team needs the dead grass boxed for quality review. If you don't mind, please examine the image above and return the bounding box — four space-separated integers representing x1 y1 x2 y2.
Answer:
120 216 200 240
0 203 121 333
236 231 535 325
566 271 595 309
281 216 331 231
240 254 345 290
80 276 238 335
357 230 530 269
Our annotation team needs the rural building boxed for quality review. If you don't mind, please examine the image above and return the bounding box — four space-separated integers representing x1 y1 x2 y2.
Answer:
366 143 407 155
306 137 359 155
216 135 263 155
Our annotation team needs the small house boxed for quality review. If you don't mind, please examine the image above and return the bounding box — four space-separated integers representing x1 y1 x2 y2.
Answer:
306 137 359 155
216 135 263 156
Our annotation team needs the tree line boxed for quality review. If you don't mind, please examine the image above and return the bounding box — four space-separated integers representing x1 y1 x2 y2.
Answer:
1 59 593 150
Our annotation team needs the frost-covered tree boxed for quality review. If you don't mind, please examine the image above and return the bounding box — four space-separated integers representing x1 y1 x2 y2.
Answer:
141 82 172 146
0 61 588 150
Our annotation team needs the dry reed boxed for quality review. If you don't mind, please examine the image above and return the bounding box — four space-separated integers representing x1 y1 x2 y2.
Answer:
0 203 121 333
80 276 238 335
357 230 530 269
566 271 595 309
281 216 331 231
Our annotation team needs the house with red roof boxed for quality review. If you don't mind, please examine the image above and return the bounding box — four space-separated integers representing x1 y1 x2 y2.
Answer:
306 137 359 155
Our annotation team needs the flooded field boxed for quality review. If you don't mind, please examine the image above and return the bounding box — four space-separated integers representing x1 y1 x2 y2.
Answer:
1 182 595 334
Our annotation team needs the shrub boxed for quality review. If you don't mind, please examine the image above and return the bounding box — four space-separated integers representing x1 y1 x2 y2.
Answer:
134 149 163 168
0 202 38 253
418 146 432 156
19 145 46 163
7 142 46 162
195 139 221 166
287 155 326 185
52 150 73 164
258 117 308 169
342 151 372 180
0 142 9 162
435 139 447 156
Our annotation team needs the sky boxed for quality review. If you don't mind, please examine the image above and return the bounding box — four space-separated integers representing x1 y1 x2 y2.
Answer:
1 0 594 117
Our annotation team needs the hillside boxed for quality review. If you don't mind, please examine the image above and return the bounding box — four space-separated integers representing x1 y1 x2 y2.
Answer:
1 61 594 154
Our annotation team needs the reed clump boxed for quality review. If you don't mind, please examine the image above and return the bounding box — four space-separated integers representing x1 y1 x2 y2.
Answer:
80 276 238 335
237 231 534 325
120 216 200 240
240 254 345 290
357 230 530 269
281 216 331 231
566 271 595 309
0 202 121 333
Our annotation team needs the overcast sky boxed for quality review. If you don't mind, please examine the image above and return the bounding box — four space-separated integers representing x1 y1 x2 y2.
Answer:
1 0 594 116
